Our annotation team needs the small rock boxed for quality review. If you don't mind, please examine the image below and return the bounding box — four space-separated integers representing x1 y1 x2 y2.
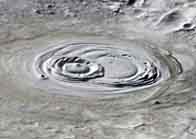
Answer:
154 100 161 105
40 74 48 80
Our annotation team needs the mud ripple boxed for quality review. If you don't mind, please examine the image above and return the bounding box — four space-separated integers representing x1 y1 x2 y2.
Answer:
32 40 182 96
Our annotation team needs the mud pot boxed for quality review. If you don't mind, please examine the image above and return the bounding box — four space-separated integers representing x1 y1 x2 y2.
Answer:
1 0 196 139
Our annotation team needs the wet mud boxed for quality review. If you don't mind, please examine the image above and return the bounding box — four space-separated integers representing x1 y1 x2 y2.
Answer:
1 0 196 139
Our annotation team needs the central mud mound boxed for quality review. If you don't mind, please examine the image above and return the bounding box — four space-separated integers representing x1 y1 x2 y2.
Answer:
32 39 182 96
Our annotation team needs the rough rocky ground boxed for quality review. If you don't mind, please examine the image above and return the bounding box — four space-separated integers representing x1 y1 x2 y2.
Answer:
1 0 196 139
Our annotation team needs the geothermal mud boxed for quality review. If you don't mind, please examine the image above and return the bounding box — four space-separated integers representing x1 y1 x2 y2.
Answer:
1 0 196 139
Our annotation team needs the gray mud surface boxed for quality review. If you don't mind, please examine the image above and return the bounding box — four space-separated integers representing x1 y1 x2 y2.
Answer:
1 0 196 139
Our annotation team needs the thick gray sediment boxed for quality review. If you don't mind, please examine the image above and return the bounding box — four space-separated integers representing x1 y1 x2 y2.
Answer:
1 0 196 139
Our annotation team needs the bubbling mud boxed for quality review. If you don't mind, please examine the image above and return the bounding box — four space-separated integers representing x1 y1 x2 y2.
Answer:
32 40 182 96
